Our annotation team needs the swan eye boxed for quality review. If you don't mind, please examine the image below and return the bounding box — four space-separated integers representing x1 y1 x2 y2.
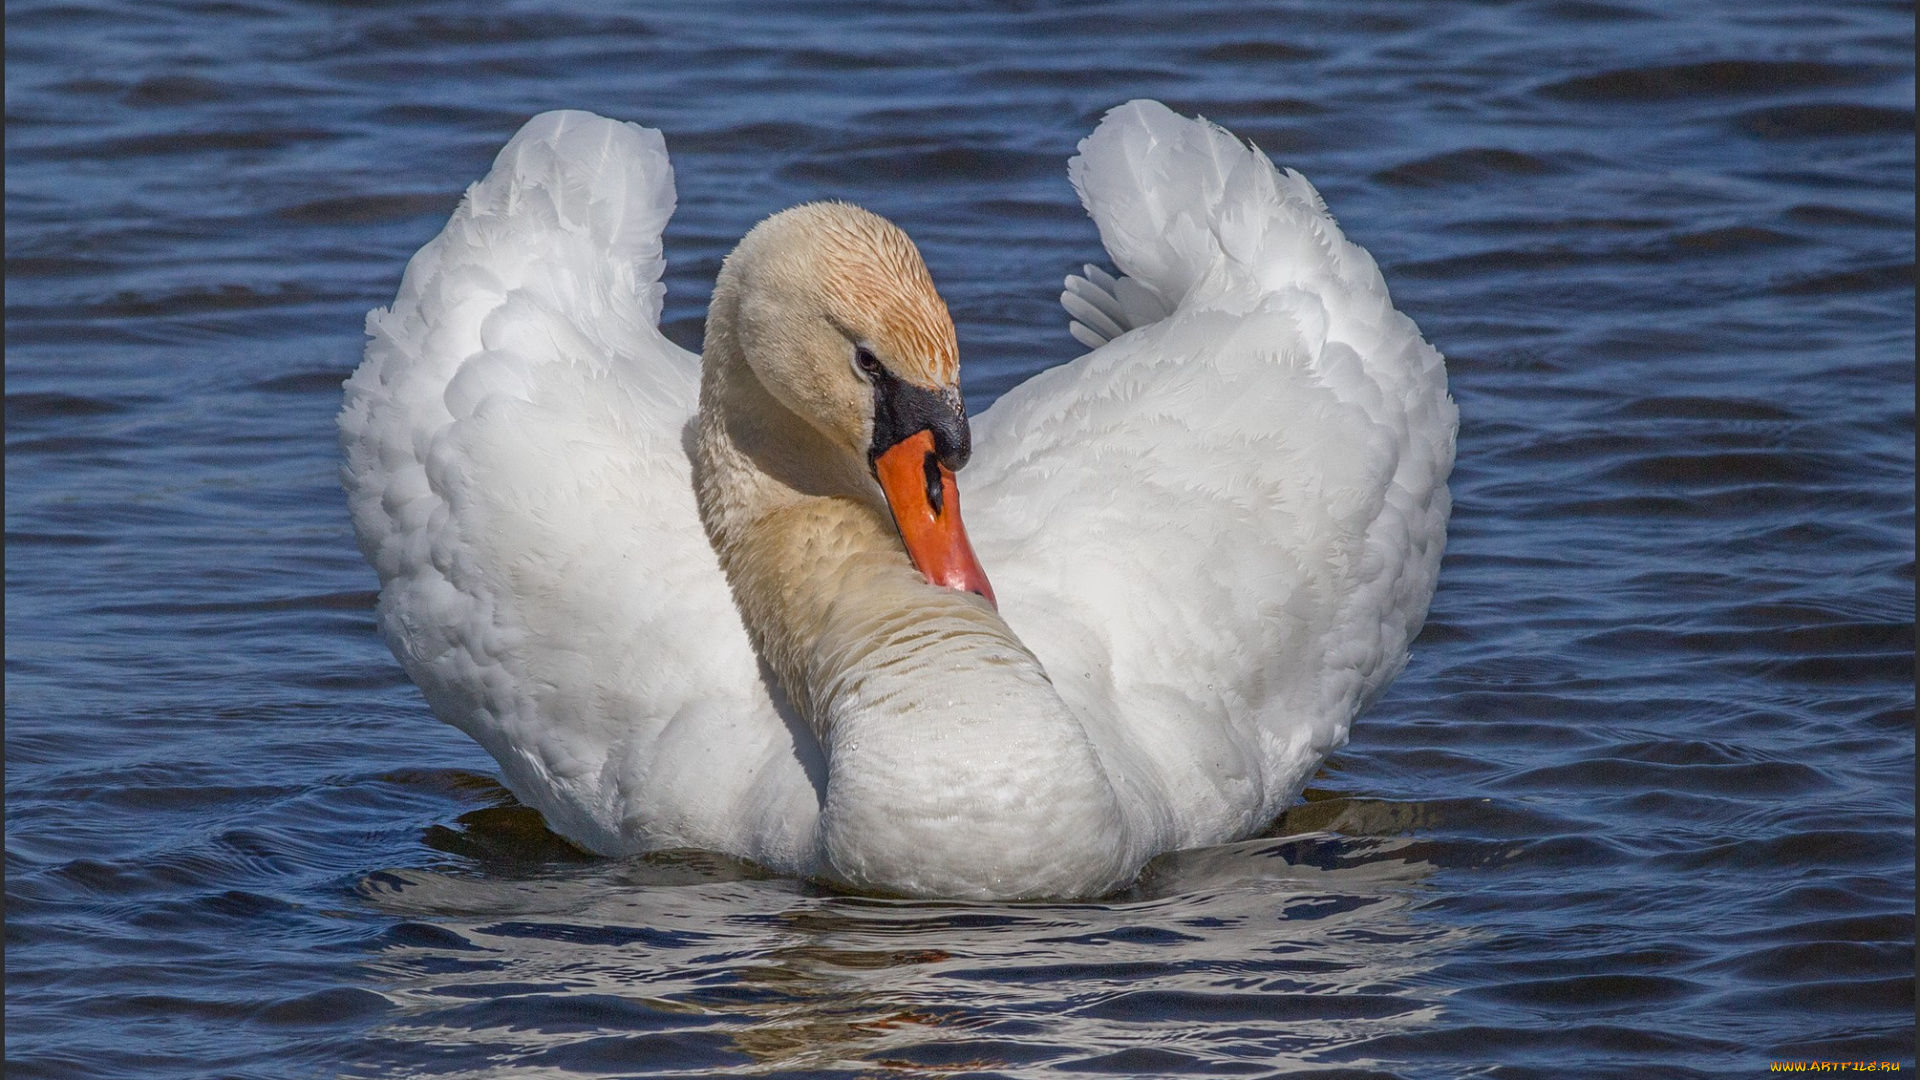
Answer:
854 347 884 379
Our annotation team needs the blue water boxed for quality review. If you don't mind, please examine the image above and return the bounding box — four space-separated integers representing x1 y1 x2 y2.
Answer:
6 2 1912 1077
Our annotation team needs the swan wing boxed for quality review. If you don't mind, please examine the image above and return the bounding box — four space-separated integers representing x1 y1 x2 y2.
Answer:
340 111 820 867
967 100 1456 850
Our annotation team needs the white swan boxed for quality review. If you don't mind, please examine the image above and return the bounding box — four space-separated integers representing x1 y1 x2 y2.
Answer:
340 100 1455 900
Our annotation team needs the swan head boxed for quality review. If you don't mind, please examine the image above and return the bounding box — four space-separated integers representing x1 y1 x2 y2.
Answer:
713 202 994 605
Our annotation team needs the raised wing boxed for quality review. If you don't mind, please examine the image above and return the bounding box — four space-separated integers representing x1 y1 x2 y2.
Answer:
966 100 1456 849
339 111 821 867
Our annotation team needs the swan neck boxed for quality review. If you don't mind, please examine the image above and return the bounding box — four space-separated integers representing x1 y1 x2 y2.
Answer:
691 271 1140 898
693 283 898 721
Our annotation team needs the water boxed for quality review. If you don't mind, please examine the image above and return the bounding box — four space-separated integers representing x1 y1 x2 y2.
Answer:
6 1 1912 1076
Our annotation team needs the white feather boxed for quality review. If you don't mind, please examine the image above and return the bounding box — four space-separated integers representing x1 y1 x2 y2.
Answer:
341 111 823 871
340 101 1455 891
972 99 1455 844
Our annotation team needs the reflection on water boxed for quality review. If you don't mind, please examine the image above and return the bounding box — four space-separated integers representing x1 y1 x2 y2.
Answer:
356 781 1459 1077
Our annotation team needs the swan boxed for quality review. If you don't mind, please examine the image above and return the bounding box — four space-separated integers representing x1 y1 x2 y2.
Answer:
340 100 1455 900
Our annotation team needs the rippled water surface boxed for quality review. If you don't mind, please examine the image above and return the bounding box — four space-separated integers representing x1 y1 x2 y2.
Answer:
7 2 1913 1077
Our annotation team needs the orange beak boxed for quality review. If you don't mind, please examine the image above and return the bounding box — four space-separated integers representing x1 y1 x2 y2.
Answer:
874 430 996 607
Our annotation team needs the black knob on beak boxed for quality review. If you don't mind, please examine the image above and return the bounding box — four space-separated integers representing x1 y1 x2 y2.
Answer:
868 370 971 474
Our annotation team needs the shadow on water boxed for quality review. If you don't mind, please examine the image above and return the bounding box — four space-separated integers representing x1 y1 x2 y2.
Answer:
350 775 1464 1077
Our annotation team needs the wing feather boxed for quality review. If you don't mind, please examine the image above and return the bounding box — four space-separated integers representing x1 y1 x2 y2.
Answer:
340 111 821 868
970 100 1455 848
